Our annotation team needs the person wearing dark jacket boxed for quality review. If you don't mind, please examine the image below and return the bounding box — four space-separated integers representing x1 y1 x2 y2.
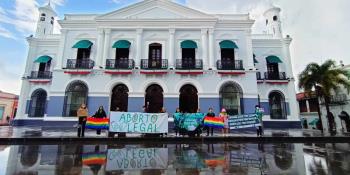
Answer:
206 107 216 136
92 106 107 135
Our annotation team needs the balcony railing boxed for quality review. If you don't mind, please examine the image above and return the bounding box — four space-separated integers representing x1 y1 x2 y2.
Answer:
141 59 168 70
66 59 94 69
264 72 287 80
320 94 349 105
29 71 52 79
256 72 263 80
106 59 135 70
176 59 203 70
217 60 244 70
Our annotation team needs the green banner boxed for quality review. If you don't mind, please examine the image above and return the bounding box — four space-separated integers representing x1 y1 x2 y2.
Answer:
173 113 205 131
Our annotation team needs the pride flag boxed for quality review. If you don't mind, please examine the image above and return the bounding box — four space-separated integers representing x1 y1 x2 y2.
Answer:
86 117 109 130
82 152 107 165
204 117 224 129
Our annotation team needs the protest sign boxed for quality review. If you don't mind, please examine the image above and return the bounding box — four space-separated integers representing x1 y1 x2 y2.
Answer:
173 113 205 131
109 112 168 133
106 148 168 171
228 114 261 129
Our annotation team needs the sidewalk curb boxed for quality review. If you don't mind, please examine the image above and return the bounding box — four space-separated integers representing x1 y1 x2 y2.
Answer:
0 136 349 145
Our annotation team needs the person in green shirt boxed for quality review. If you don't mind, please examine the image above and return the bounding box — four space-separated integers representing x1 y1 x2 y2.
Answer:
255 105 264 136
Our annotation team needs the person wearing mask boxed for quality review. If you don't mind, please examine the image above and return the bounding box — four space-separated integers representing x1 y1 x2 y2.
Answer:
92 106 107 135
77 104 89 137
206 108 216 136
255 105 263 136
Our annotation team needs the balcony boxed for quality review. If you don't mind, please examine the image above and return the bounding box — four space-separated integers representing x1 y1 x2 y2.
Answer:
320 94 349 105
29 71 52 79
141 59 168 70
264 72 287 80
66 59 94 69
28 71 52 83
176 59 203 70
217 60 244 70
106 59 135 70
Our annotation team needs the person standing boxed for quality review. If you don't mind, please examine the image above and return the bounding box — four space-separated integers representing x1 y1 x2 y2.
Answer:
77 104 89 137
255 105 264 136
220 108 229 135
206 108 216 136
92 106 107 135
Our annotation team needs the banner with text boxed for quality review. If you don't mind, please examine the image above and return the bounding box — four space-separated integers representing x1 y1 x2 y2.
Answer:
109 112 168 133
106 148 168 171
228 114 261 130
173 113 205 131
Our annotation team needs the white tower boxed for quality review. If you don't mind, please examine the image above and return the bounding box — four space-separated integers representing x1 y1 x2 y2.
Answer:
35 3 57 38
264 7 282 39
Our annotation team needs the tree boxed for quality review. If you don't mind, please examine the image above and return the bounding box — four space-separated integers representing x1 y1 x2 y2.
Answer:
298 60 350 134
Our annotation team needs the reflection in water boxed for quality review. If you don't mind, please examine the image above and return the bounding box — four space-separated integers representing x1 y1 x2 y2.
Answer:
2 143 350 174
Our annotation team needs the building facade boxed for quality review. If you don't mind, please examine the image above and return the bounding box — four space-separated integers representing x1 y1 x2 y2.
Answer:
16 0 300 128
297 92 319 129
0 91 18 125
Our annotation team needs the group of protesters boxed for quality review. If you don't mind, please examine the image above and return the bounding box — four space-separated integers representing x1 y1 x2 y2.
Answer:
75 103 264 137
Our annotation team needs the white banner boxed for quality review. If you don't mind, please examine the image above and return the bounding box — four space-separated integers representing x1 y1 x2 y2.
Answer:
106 148 168 171
109 112 168 133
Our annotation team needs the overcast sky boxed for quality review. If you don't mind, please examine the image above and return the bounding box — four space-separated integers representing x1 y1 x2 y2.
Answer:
0 0 349 94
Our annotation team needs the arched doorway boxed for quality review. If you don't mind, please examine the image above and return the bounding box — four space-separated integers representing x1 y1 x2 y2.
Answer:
110 84 129 112
274 144 293 170
63 81 88 117
28 89 47 117
179 84 198 113
145 84 163 113
269 91 286 119
220 82 243 115
339 111 350 132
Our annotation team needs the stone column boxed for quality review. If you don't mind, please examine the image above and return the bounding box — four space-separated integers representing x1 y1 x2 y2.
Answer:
102 29 111 68
135 29 143 68
208 29 215 69
96 29 105 68
282 37 294 79
201 29 208 69
56 29 67 69
245 29 254 70
168 28 175 69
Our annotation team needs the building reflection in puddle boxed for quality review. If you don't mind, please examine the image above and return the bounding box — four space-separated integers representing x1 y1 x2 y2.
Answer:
4 142 350 174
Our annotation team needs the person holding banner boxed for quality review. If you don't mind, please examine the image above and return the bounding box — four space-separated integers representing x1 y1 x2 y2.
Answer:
220 108 229 135
92 106 107 135
205 108 216 136
255 105 264 136
77 104 89 137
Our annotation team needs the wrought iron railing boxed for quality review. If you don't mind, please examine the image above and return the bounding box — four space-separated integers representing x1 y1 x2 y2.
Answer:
217 60 244 70
106 59 135 70
141 59 168 69
66 59 94 69
29 71 52 79
320 94 349 105
176 59 203 70
264 72 287 80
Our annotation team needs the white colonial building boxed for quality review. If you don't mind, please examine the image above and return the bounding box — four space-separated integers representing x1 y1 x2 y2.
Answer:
15 0 300 128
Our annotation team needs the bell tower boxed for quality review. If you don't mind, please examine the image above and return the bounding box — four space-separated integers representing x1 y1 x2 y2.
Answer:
264 7 283 39
35 2 57 38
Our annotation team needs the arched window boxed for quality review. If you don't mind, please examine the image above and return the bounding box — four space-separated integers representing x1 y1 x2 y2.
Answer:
269 91 286 119
274 143 293 170
179 84 198 113
51 17 54 25
28 89 47 117
145 84 163 113
220 82 243 115
40 13 46 21
339 111 350 132
273 16 278 21
63 81 88 117
110 84 129 112
20 145 40 168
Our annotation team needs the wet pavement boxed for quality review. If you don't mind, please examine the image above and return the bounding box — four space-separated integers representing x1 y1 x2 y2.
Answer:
1 142 350 175
0 126 348 138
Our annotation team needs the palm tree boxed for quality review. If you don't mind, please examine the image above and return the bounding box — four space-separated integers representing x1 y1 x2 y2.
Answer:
298 60 350 134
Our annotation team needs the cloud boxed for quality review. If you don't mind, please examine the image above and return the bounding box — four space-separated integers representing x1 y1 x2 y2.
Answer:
0 25 16 39
0 58 23 95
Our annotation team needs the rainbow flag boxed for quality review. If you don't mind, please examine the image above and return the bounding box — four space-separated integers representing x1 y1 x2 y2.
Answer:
82 152 106 165
204 117 224 129
86 117 109 130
